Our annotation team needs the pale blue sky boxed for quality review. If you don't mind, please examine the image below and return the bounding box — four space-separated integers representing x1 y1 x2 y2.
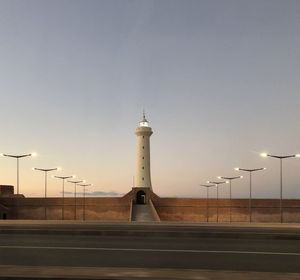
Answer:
0 0 300 199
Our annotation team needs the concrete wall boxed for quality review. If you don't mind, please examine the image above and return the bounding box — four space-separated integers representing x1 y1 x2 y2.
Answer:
152 197 300 223
0 197 131 221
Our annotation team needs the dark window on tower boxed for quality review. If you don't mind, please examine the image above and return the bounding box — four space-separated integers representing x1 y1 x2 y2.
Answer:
142 166 144 169
142 177 144 180
143 136 144 138
142 146 144 149
142 157 144 159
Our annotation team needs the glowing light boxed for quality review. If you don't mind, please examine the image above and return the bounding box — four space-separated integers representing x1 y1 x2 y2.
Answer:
57 167 62 171
31 152 37 157
0 153 4 157
217 176 222 179
260 152 268 158
140 121 149 127
296 154 300 158
240 176 244 179
234 167 240 171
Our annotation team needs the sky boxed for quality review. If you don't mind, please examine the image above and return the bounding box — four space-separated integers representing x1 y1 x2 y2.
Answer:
0 0 300 199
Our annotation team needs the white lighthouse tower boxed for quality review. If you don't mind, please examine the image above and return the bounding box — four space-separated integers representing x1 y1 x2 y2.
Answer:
134 113 153 191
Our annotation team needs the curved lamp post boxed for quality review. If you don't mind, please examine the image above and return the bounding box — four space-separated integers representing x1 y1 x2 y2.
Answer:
206 181 228 222
261 152 300 223
54 175 75 220
78 183 92 221
234 167 266 222
33 167 60 219
1 152 37 195
200 184 215 222
68 180 85 220
217 176 243 223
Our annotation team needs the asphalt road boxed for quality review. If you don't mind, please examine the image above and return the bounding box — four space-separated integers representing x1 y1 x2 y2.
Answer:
0 223 300 276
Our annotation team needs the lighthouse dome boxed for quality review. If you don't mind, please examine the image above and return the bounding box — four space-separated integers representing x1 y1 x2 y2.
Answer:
139 113 149 127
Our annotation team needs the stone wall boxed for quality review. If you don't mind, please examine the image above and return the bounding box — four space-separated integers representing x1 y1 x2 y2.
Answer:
151 197 300 223
0 185 14 197
0 197 131 221
2 189 300 223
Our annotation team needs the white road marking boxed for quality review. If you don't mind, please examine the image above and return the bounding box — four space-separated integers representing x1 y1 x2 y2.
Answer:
0 245 299 256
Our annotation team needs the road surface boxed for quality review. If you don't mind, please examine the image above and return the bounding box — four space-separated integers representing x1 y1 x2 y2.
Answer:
0 222 300 279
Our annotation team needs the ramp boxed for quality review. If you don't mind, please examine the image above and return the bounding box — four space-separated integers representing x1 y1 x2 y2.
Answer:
131 204 156 222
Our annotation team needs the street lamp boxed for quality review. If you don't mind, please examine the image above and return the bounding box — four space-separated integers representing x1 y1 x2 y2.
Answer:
78 183 92 221
54 175 75 220
1 152 37 195
234 167 266 222
206 180 228 222
200 184 215 222
33 167 60 219
68 180 85 220
217 176 243 223
260 152 300 223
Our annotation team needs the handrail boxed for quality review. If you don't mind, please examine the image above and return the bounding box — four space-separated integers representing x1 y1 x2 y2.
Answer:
129 199 133 222
149 199 160 222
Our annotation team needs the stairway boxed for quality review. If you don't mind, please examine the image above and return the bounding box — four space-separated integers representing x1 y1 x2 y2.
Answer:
131 204 156 222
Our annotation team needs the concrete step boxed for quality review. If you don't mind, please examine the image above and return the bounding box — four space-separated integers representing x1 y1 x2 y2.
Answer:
131 204 156 222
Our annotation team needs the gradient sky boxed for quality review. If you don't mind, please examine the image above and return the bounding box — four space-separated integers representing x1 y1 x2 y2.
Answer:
0 0 300 199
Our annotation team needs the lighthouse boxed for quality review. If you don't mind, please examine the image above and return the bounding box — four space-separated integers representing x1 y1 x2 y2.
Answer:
134 113 153 193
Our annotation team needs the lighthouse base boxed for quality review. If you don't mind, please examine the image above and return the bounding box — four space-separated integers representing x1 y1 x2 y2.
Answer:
131 187 152 205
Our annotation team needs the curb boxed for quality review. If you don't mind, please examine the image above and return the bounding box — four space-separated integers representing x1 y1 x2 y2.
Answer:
1 228 300 240
0 265 300 280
